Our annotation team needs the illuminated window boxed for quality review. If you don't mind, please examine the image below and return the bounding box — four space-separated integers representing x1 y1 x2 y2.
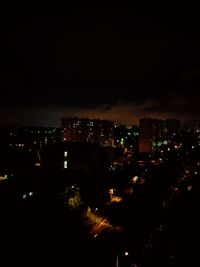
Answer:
0 175 8 181
64 161 67 169
64 151 68 157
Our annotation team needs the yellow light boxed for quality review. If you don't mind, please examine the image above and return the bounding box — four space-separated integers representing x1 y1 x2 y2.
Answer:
109 188 114 195
0 176 8 181
111 196 122 203
131 176 139 183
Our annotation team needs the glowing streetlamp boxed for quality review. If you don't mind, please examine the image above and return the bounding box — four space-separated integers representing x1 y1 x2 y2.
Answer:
95 208 98 223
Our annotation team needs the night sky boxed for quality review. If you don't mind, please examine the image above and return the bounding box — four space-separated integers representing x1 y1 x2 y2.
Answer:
1 6 200 126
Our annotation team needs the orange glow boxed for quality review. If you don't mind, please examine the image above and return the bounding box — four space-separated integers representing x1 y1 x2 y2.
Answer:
110 195 122 203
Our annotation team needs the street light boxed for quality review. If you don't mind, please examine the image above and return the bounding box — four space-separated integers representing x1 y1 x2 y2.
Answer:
116 251 131 267
95 208 98 223
116 254 119 267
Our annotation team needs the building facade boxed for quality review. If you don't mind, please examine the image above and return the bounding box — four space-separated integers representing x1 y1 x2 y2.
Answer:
61 117 114 146
139 118 181 154
139 118 168 154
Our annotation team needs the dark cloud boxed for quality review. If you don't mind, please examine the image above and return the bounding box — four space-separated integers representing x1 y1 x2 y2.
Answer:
1 92 198 127
0 7 200 125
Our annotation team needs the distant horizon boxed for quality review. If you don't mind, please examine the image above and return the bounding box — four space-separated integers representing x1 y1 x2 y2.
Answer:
1 9 200 130
0 116 198 128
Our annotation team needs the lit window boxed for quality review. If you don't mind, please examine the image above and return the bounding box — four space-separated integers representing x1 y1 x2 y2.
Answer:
0 175 8 181
64 161 67 169
64 151 68 157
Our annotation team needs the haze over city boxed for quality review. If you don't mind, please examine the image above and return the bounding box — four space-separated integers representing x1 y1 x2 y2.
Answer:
1 6 200 126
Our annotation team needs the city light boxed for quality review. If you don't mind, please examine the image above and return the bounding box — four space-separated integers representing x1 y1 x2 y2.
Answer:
64 160 67 169
131 176 139 183
0 175 8 181
187 185 192 191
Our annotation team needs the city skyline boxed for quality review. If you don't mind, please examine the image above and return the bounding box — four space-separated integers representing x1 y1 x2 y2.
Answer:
0 5 199 267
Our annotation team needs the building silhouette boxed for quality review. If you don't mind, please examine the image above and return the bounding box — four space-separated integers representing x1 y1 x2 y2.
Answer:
166 119 181 137
139 118 167 154
139 118 181 154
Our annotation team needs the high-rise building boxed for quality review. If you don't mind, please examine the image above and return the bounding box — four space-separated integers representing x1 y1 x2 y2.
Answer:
165 119 181 137
42 142 114 173
61 117 114 146
139 118 153 154
139 118 167 154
